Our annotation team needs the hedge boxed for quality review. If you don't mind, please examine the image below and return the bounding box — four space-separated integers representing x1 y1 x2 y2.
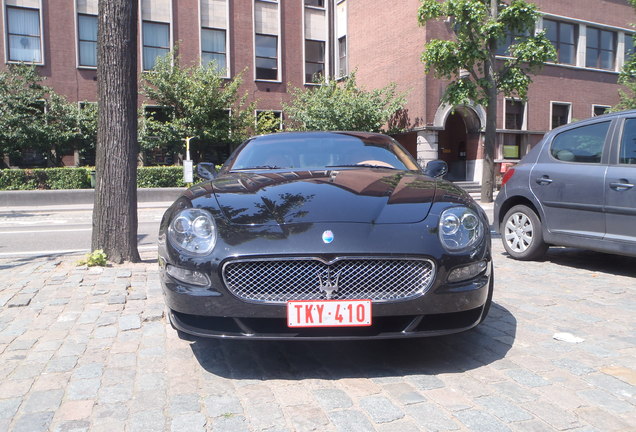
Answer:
0 166 197 190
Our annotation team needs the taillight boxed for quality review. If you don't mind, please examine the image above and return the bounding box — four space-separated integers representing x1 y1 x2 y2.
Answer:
501 168 515 186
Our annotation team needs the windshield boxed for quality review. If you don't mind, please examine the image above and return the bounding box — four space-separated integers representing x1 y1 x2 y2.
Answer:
226 132 420 172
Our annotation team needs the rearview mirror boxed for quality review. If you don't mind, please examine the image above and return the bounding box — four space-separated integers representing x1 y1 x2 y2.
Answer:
196 163 217 181
424 160 448 178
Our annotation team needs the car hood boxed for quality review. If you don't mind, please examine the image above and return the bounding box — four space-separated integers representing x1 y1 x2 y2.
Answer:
190 169 441 225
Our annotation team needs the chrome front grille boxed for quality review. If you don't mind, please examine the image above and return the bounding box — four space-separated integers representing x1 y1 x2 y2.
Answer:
222 257 435 303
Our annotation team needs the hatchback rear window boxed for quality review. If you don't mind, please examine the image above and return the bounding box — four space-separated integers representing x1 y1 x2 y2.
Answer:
550 121 610 163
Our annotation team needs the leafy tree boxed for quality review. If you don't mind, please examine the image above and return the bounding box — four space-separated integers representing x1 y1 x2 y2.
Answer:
612 0 636 111
140 52 253 164
256 111 283 135
0 64 97 167
283 72 406 133
418 0 555 203
92 0 140 263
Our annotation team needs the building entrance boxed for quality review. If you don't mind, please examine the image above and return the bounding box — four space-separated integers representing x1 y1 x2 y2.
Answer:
438 113 468 181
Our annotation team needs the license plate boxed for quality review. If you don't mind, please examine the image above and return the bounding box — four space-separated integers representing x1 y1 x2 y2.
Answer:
287 300 372 328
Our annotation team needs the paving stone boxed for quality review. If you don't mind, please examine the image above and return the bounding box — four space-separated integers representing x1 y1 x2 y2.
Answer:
66 378 100 400
577 389 634 414
285 404 330 432
52 419 91 432
128 409 165 432
119 315 141 331
0 397 22 419
22 389 64 413
204 389 244 418
505 369 550 388
477 395 533 423
455 409 512 432
210 414 249 432
405 402 460 431
171 412 206 432
359 395 404 423
312 388 353 411
328 410 375 432
12 411 55 432
383 382 426 405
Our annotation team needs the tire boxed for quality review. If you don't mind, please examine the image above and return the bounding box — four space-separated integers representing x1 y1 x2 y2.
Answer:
501 205 548 260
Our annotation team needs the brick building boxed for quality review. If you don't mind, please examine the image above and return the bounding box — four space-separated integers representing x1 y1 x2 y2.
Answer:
1 0 634 180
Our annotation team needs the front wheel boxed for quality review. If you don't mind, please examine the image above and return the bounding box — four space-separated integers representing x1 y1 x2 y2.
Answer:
501 205 548 260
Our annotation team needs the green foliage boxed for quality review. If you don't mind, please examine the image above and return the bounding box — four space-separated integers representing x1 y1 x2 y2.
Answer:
0 166 194 189
136 166 187 188
140 51 254 163
418 0 556 106
256 111 282 135
0 168 92 190
283 72 407 133
77 249 108 267
0 64 97 166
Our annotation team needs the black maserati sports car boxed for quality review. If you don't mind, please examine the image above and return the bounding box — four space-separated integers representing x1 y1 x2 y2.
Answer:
158 131 493 340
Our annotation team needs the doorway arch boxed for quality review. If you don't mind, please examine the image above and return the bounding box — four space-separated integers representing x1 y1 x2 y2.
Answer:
434 104 484 182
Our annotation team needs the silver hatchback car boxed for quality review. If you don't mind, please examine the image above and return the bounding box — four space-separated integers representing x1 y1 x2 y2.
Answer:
494 110 636 260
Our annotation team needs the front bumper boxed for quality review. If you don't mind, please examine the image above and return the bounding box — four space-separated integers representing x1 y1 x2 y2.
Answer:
161 259 492 340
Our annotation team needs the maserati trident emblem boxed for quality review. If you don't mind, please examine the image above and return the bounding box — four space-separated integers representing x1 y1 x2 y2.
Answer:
318 269 342 299
322 230 334 244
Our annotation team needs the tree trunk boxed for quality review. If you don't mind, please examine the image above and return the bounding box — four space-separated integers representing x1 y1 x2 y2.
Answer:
480 0 499 204
91 0 140 263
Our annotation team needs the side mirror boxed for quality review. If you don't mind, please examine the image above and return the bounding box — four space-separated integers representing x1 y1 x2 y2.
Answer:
424 160 448 178
196 163 217 181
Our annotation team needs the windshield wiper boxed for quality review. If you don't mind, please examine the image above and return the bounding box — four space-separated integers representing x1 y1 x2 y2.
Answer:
326 164 398 170
232 165 282 170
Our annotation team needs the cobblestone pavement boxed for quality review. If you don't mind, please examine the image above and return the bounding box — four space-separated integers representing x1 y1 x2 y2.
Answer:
0 241 634 432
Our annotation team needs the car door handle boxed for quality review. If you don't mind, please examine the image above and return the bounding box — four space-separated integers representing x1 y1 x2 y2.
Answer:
535 176 553 185
609 180 634 191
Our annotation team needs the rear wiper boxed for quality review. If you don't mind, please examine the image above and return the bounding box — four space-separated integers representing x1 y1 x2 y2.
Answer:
326 164 398 170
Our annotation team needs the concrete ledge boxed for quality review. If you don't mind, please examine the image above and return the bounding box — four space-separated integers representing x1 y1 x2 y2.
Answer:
0 187 184 207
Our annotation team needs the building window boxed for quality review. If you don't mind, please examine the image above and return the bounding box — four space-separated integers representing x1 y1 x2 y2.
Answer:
255 34 278 80
551 102 571 129
201 0 228 76
338 36 347 77
256 110 283 133
305 40 325 83
625 34 634 63
305 0 324 7
593 105 610 116
505 100 525 130
6 6 42 63
78 14 97 67
496 29 527 57
502 135 522 159
202 28 227 73
544 19 577 65
254 0 279 81
142 21 170 71
586 27 616 70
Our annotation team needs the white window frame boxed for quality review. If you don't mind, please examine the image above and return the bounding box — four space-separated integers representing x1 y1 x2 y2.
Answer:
503 98 527 130
302 0 328 85
75 5 98 70
199 0 230 78
252 0 282 82
139 0 174 72
550 101 572 130
3 0 45 65
335 0 348 79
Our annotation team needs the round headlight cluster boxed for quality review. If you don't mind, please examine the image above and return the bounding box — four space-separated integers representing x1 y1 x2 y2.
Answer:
438 207 484 252
168 208 217 255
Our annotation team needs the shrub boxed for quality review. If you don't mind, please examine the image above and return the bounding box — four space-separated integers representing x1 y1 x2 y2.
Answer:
0 165 218 190
0 168 91 190
137 166 187 188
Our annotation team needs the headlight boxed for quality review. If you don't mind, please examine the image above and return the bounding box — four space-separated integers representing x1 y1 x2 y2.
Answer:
438 207 484 252
168 208 217 255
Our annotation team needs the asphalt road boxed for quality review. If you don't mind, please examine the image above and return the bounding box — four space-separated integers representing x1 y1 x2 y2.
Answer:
0 206 170 258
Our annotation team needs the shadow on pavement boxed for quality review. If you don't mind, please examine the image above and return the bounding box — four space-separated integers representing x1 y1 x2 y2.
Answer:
496 247 636 277
189 303 516 380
